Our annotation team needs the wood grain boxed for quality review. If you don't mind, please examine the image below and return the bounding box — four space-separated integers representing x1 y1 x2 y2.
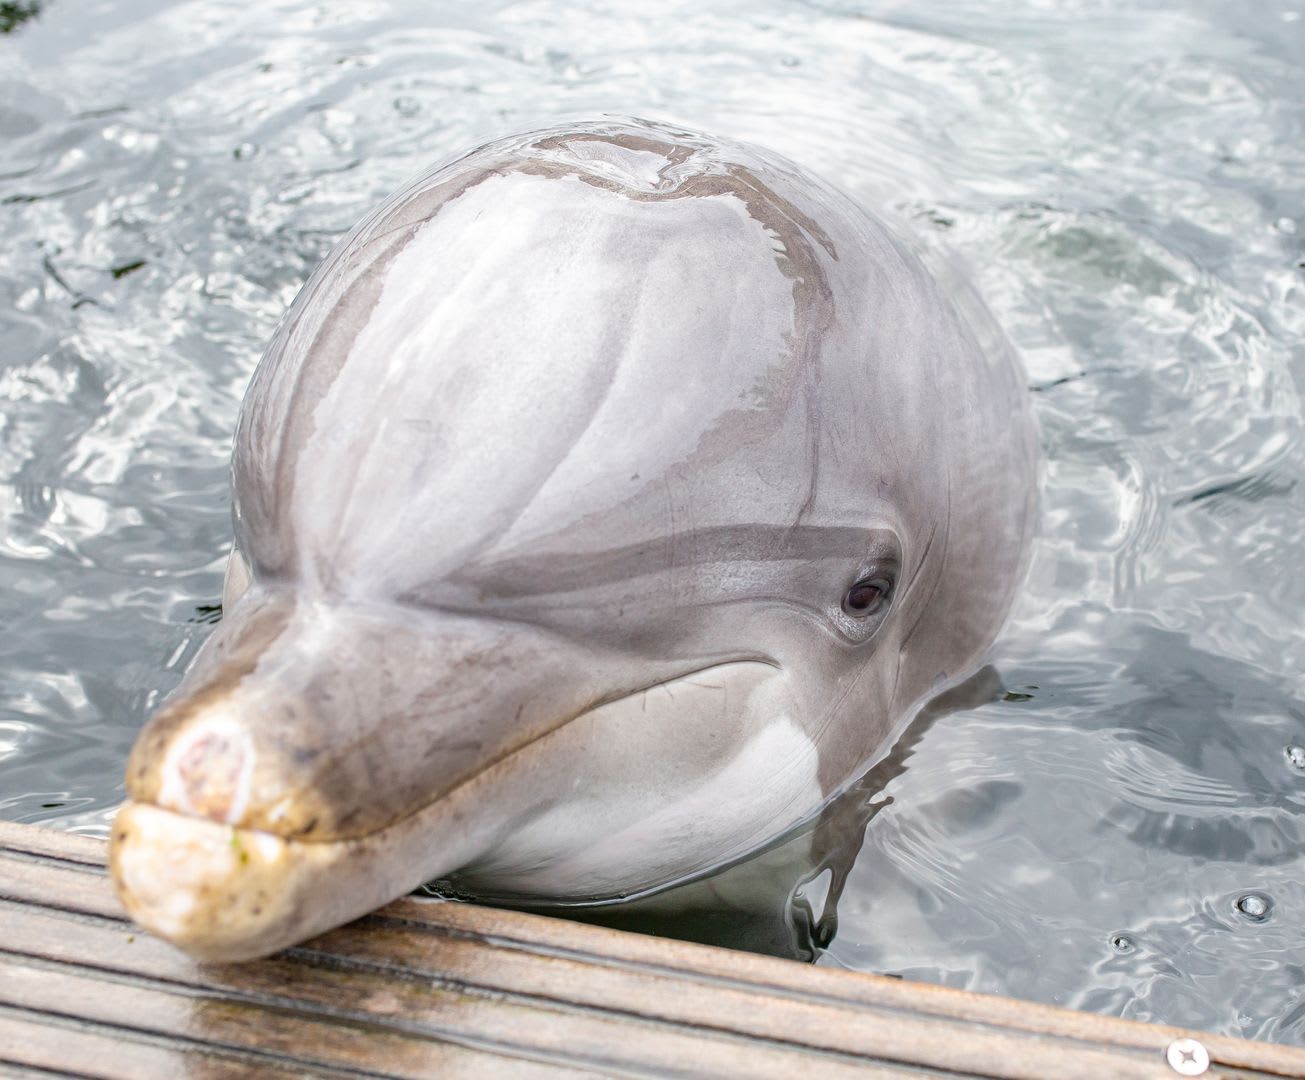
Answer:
1 819 1300 1079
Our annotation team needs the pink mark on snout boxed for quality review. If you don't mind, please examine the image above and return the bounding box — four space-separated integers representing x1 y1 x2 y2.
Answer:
171 730 250 824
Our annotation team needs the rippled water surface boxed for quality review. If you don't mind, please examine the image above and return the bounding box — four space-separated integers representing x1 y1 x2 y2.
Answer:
3 0 1305 1044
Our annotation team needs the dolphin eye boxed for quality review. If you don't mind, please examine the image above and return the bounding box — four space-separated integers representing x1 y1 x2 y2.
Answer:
842 577 890 618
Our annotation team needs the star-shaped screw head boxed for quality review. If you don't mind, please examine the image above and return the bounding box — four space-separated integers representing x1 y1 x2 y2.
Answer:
1166 1037 1210 1076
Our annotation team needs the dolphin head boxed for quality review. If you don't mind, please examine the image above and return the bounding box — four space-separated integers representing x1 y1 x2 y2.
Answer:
111 119 1037 961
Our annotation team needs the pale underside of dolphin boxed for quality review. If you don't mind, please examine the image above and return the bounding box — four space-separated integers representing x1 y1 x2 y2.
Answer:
110 118 1038 961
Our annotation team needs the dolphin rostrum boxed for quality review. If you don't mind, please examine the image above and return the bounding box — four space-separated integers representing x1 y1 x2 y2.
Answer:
111 119 1038 961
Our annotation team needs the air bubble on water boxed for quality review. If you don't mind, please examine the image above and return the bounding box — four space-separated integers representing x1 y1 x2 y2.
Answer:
1285 745 1305 770
1235 893 1271 921
393 96 421 117
1276 217 1298 235
1109 933 1135 954
233 142 259 161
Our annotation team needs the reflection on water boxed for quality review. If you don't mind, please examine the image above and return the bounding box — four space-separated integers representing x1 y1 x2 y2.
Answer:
1 0 1303 1044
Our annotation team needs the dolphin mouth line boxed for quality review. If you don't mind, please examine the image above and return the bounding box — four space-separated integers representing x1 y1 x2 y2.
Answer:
576 652 782 715
127 653 784 850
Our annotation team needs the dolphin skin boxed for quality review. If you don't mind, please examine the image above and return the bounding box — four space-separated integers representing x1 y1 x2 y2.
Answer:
111 119 1037 961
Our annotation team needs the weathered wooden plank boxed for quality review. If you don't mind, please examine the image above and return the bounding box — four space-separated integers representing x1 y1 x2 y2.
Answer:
0 821 104 866
310 920 1167 1080
0 1006 340 1079
0 901 920 1080
1 819 1303 1079
0 848 119 918
381 895 1305 1076
0 954 597 1080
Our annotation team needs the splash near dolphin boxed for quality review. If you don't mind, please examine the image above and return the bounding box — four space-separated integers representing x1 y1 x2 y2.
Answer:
111 119 1038 961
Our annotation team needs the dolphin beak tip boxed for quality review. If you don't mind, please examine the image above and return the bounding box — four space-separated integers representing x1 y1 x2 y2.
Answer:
110 801 303 963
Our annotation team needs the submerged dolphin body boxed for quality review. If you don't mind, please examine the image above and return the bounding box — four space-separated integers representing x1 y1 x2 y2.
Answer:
111 119 1037 961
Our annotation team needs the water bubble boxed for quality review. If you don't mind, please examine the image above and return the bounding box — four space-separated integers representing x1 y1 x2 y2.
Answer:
1276 216 1298 235
233 142 259 161
1285 744 1305 770
1109 933 1135 953
393 96 421 117
1235 892 1272 922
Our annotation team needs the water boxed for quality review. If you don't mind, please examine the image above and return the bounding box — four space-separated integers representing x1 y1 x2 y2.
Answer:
2 0 1304 1044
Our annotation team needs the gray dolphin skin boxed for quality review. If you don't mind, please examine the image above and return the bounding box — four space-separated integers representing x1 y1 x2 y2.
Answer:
110 118 1038 961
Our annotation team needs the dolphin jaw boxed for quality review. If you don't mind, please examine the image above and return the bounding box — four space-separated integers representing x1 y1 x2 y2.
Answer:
111 802 326 962
109 798 479 963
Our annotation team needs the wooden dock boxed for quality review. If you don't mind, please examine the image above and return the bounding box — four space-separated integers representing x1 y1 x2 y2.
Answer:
1 820 1303 1078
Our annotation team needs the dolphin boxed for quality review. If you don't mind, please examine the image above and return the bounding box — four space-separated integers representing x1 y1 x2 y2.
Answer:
110 118 1038 962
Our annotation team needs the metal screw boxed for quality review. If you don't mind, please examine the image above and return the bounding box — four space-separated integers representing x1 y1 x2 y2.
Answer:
1166 1037 1210 1076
